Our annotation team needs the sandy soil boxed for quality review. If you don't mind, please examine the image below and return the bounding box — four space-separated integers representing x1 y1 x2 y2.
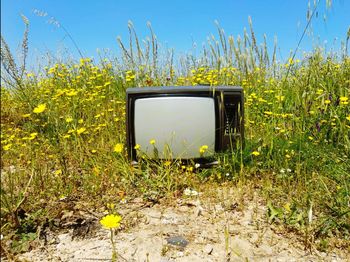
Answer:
15 188 349 262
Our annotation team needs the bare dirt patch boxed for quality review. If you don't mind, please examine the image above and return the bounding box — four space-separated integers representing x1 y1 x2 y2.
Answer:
16 187 348 261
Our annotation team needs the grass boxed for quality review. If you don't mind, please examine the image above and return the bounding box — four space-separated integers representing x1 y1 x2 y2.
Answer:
1 18 349 256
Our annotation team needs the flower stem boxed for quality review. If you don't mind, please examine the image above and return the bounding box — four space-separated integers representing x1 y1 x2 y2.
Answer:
110 229 117 262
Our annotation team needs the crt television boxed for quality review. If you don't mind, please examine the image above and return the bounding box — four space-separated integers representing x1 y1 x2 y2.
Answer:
126 86 244 161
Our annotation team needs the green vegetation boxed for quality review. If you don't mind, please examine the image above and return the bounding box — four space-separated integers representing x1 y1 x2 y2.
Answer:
1 18 349 256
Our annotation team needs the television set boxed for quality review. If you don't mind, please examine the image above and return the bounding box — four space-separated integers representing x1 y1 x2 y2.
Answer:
126 86 244 162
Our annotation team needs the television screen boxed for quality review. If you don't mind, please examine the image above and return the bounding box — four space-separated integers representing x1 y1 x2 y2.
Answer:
134 96 215 159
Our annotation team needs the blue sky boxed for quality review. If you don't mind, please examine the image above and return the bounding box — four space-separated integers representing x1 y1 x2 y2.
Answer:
1 0 349 69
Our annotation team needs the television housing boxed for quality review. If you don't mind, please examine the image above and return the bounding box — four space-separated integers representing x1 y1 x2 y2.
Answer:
126 86 244 162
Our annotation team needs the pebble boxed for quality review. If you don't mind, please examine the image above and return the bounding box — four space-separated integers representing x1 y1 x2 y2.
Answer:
166 236 189 248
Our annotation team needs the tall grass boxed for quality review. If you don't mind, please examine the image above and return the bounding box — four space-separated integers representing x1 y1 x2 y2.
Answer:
1 16 349 254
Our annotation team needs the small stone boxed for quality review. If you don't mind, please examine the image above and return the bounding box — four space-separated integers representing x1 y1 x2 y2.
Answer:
166 236 189 248
204 244 213 255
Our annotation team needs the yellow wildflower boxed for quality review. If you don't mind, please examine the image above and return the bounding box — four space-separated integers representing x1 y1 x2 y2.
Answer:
76 127 86 135
114 143 123 153
186 166 194 172
3 144 12 151
316 89 323 95
54 169 62 175
149 139 156 145
346 115 350 121
264 111 273 116
251 151 260 156
275 95 285 102
28 132 38 140
134 144 141 150
66 90 78 96
33 103 46 114
199 145 209 154
340 96 349 105
100 214 122 229
65 117 73 123
22 113 31 118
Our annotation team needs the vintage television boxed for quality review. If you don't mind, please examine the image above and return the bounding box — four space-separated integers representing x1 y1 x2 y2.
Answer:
126 86 244 162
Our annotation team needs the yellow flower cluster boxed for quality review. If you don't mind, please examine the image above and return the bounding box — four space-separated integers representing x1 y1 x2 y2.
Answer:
114 143 124 153
1 55 349 203
100 214 122 229
340 96 348 105
33 103 46 114
125 70 136 83
199 145 209 154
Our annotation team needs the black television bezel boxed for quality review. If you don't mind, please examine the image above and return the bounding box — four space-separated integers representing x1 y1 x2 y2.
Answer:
126 86 244 161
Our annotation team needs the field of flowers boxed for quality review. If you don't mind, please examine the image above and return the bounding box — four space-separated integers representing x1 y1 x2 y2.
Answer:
1 23 349 254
